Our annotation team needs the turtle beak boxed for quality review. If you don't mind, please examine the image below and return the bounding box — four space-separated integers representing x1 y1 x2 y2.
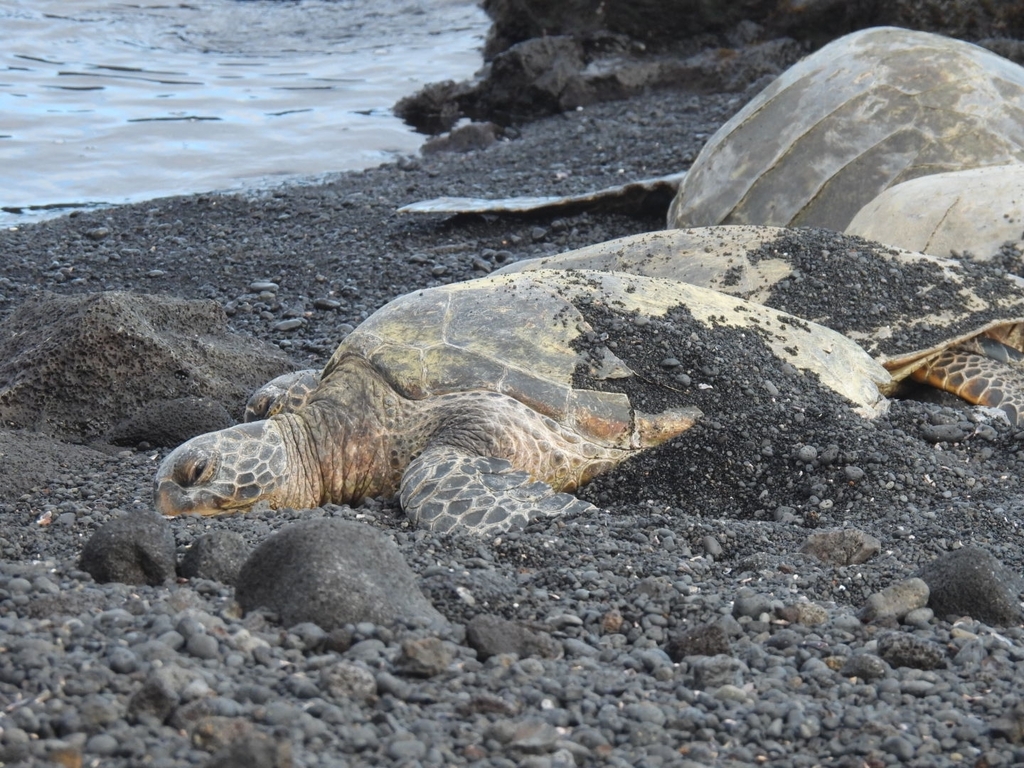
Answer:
154 475 222 517
154 439 227 516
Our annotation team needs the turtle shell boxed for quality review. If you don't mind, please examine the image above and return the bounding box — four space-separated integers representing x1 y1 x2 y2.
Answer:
845 163 1024 260
316 269 888 443
669 27 1024 232
496 227 1024 390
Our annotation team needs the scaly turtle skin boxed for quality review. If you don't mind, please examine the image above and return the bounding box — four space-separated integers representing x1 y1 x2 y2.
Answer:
845 163 1024 260
154 268 886 533
498 226 1024 425
668 27 1024 233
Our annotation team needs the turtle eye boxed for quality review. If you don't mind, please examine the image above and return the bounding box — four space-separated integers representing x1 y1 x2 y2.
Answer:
176 455 216 487
245 394 270 422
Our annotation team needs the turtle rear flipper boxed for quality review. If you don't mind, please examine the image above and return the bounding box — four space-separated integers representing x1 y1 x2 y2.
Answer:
400 445 596 534
911 347 1024 426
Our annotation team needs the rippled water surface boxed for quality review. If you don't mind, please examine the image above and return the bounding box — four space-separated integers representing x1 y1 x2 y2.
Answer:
0 0 487 225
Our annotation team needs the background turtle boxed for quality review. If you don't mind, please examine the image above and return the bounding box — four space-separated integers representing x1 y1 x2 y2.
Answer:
845 163 1024 261
668 27 1024 233
155 268 887 533
498 226 1024 425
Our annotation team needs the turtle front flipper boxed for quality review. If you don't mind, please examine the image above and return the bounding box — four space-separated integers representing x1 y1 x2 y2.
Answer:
911 344 1024 426
244 370 322 422
399 445 597 534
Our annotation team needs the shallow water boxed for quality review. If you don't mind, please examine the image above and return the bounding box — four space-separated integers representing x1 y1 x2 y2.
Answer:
0 0 487 226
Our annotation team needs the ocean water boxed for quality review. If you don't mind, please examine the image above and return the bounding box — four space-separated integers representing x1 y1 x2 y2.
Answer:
0 0 488 226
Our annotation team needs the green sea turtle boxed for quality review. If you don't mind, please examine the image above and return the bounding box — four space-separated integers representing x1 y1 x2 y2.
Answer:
497 226 1024 425
845 163 1024 261
154 268 887 533
668 27 1024 233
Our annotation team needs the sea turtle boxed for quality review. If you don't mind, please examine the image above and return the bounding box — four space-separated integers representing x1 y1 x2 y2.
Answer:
154 268 887 533
845 163 1024 261
496 226 1024 425
668 27 1024 233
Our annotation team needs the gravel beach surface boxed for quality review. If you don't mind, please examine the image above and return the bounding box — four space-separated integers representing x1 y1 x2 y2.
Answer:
3 80 1024 768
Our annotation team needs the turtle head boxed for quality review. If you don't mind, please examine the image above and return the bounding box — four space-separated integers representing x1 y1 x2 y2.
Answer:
154 420 293 516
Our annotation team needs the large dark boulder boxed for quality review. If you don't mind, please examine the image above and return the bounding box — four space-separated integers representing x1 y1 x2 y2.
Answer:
399 0 1024 133
0 291 292 440
235 518 448 631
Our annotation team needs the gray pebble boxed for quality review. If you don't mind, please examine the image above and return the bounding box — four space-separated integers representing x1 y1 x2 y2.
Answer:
157 630 185 650
903 607 934 628
466 614 560 660
796 445 818 463
107 647 138 674
319 661 377 700
859 577 929 623
799 527 880 566
702 535 723 557
882 735 914 760
921 423 968 443
387 738 426 760
877 632 946 670
376 671 414 700
85 733 119 756
624 701 666 726
732 590 773 620
840 653 891 680
186 633 220 660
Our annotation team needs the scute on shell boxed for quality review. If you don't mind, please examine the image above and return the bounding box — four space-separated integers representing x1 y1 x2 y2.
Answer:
845 163 1024 260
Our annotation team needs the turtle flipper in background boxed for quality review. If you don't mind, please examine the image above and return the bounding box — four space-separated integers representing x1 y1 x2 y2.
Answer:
244 369 321 422
912 344 1024 426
